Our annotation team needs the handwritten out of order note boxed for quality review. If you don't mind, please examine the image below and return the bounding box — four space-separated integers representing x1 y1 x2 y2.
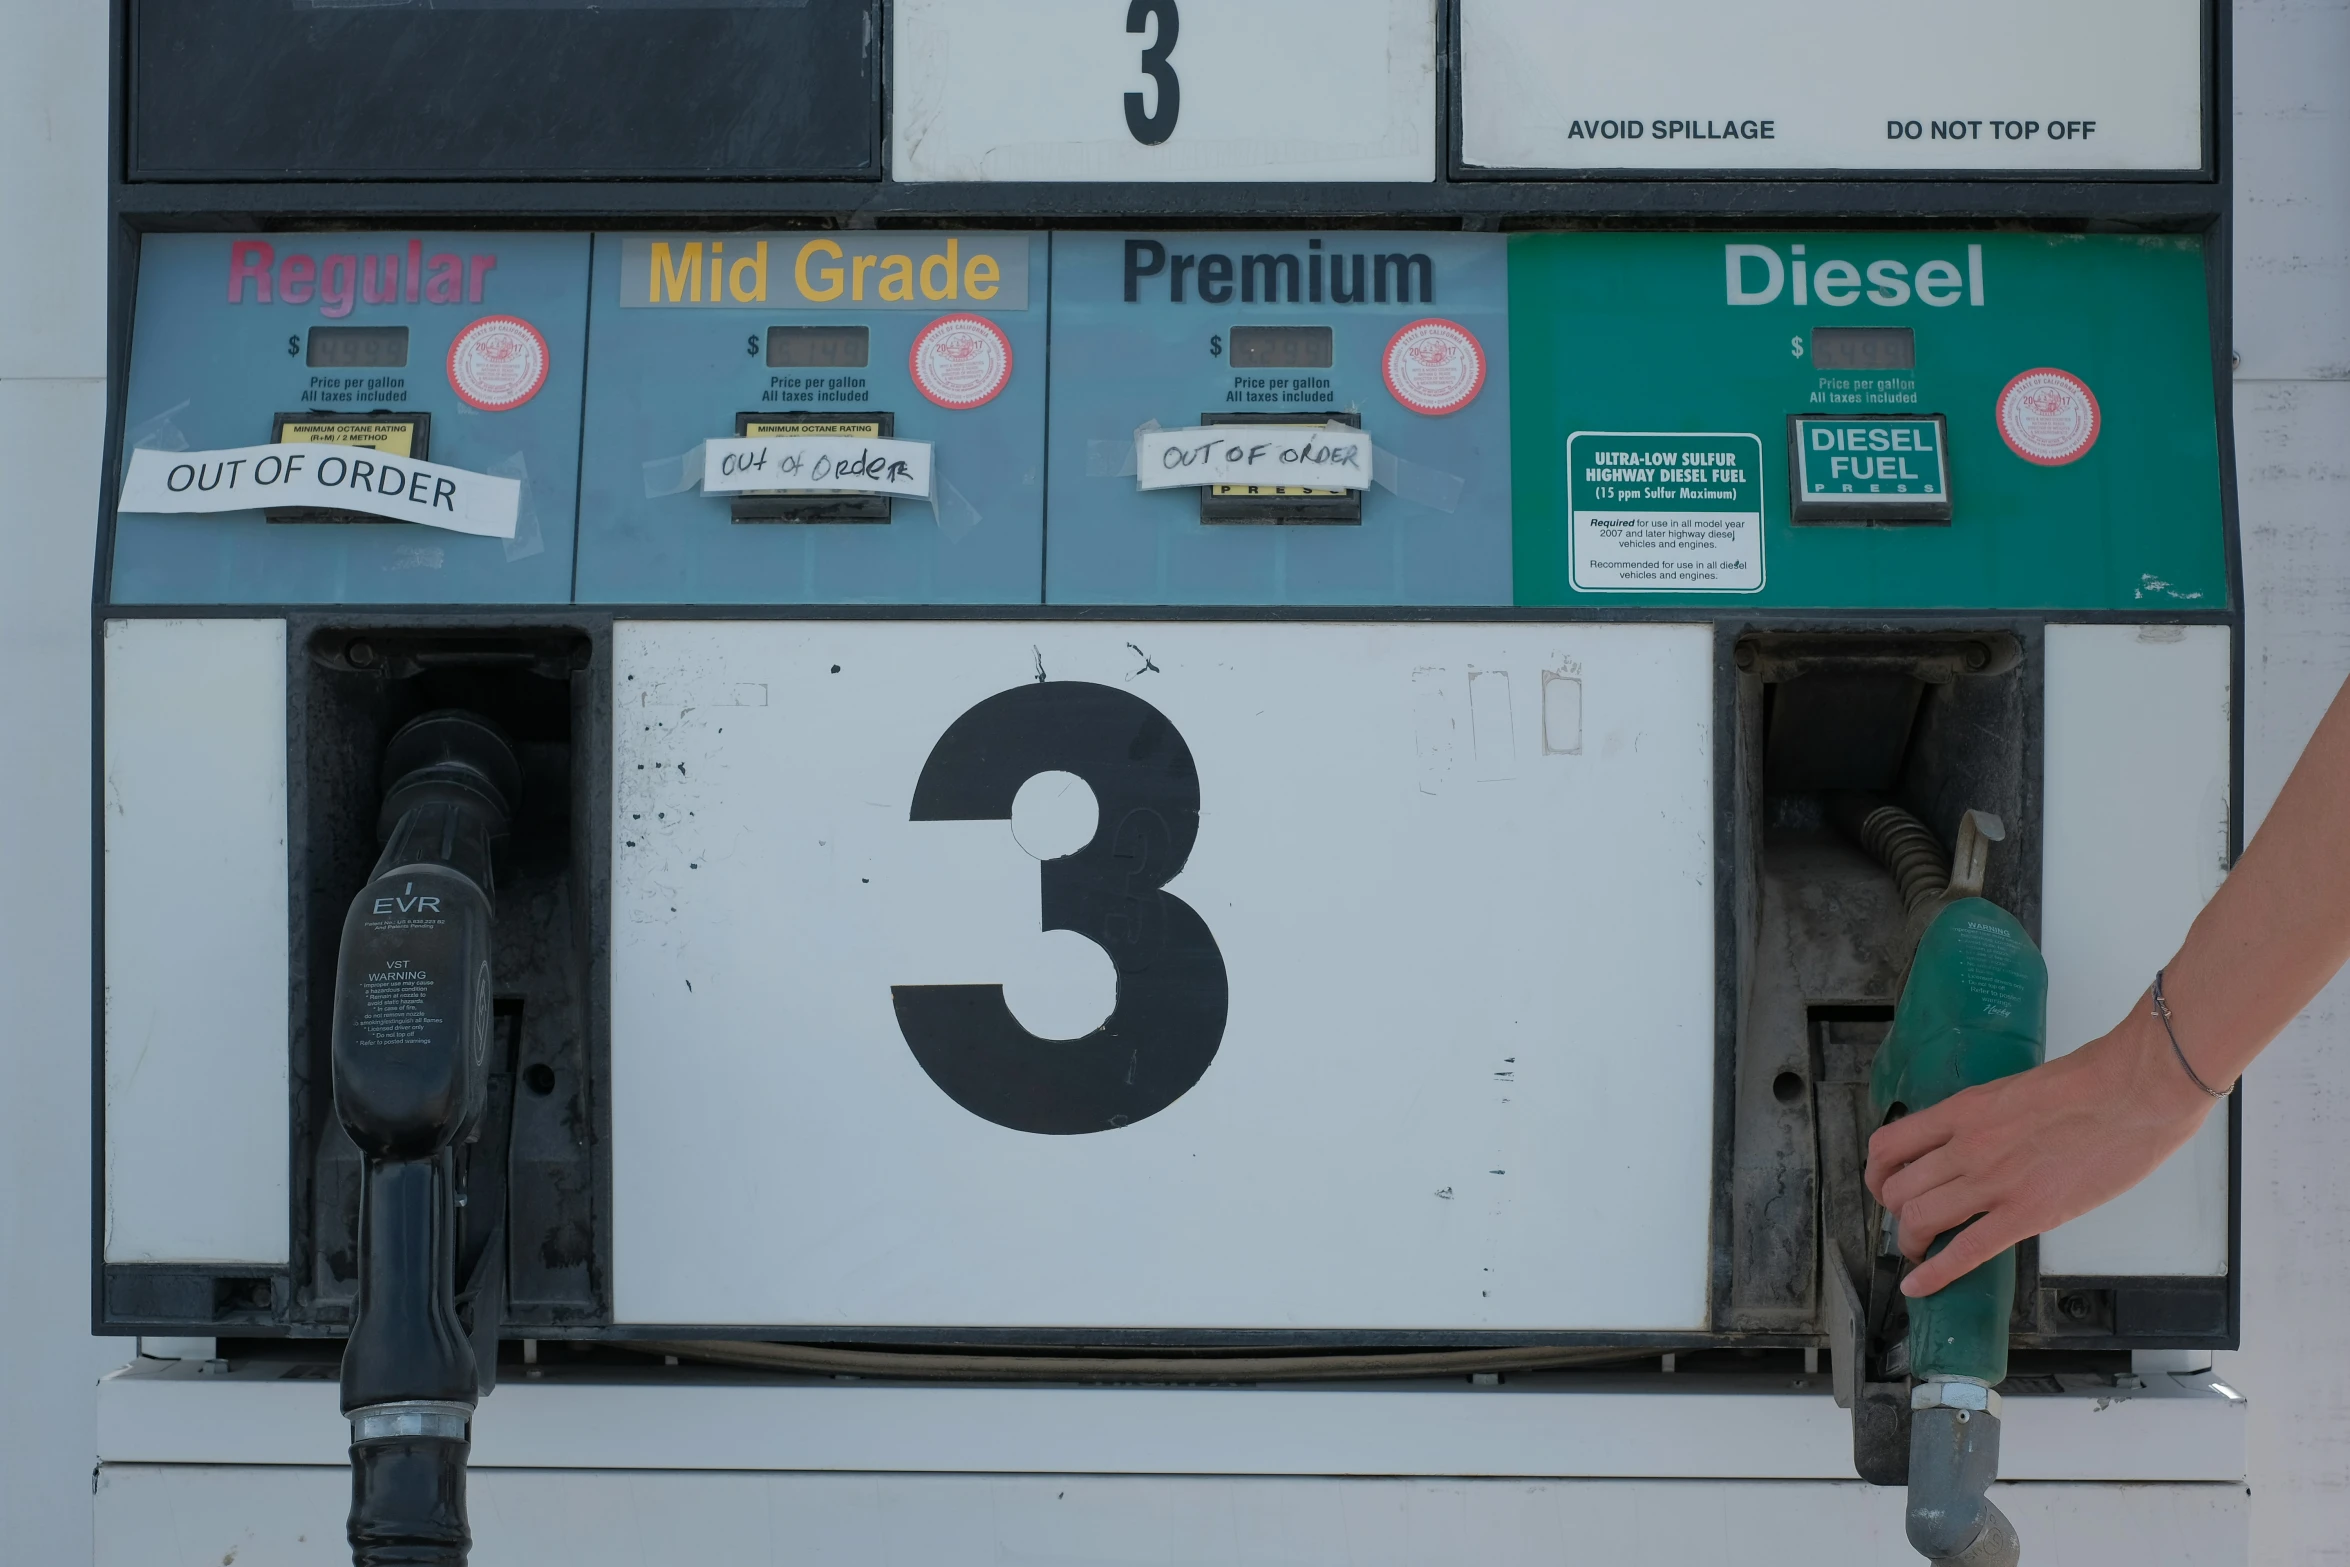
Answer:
1135 424 1374 492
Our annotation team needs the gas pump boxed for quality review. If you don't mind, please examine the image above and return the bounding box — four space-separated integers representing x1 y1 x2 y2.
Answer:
89 6 2246 1564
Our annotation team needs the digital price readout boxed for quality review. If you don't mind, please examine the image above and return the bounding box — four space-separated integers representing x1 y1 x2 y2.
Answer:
1810 326 1915 371
304 325 410 368
1228 326 1335 370
766 325 869 368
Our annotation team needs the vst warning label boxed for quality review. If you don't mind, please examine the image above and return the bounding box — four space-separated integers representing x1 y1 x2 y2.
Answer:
1568 431 1764 593
356 958 439 1049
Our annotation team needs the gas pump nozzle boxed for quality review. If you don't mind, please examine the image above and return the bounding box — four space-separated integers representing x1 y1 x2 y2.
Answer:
1856 806 2042 1567
330 711 519 1567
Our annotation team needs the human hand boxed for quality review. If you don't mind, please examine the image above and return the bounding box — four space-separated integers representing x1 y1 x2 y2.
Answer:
1864 1003 2222 1296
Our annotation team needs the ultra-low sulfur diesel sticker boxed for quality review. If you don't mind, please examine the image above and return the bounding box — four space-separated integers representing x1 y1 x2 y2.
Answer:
1568 432 1763 592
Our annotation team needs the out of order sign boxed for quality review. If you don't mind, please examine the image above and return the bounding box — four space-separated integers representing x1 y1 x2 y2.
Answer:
890 0 1437 183
1459 0 2201 173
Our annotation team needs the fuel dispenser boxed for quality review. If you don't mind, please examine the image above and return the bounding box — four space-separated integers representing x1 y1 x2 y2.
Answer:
92 34 2240 1561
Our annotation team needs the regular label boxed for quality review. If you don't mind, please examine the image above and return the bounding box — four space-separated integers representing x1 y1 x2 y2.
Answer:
1383 319 1487 416
1996 368 2100 465
446 315 549 412
910 314 1014 410
1568 431 1764 593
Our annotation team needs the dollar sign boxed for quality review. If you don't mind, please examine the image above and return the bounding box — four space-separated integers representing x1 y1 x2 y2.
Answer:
1209 334 1222 357
747 334 760 357
1791 335 1805 358
288 335 301 358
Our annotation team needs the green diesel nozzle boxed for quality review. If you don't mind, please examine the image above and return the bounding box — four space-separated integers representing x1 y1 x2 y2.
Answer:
1869 880 2045 1565
1870 894 2047 1384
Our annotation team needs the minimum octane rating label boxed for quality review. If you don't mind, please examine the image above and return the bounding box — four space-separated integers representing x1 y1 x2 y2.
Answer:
276 420 422 457
1568 431 1764 593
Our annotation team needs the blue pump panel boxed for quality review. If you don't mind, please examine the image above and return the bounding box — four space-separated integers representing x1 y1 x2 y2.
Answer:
1045 232 1512 606
574 233 1047 605
111 232 588 605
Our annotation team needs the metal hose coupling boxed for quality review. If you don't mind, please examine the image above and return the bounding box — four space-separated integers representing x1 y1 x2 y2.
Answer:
1906 1380 2020 1565
348 1400 475 1567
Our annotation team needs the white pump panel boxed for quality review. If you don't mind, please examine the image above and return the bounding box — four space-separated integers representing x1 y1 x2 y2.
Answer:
610 620 1717 1331
2040 623 2232 1277
102 618 290 1266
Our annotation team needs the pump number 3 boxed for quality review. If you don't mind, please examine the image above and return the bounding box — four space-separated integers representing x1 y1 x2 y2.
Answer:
1124 0 1180 145
893 682 1228 1135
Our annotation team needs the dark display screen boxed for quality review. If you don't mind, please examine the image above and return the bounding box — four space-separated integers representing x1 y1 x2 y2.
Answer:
767 325 871 368
1810 327 1915 370
1230 326 1334 369
306 325 409 368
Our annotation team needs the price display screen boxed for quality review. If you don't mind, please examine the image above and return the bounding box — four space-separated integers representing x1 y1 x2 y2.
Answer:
305 325 410 368
767 325 871 368
1229 326 1335 369
1810 327 1915 371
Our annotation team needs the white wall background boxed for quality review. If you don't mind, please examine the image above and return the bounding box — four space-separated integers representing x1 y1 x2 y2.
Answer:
1 0 2345 1560
2223 0 2350 1557
0 2 128 1565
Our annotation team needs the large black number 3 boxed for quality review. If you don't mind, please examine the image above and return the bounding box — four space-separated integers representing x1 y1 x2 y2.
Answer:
893 682 1228 1135
1124 0 1180 146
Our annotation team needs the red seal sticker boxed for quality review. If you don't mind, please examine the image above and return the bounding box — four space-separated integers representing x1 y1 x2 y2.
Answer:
446 315 549 413
909 314 1013 410
1996 368 2101 465
1382 318 1487 417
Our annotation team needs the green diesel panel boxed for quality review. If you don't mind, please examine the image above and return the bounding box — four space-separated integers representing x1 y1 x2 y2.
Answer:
1508 233 2226 609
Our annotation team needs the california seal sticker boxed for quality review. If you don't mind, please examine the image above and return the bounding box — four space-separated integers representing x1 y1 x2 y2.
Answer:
910 314 1013 411
1996 368 2100 466
446 315 550 413
1382 318 1487 417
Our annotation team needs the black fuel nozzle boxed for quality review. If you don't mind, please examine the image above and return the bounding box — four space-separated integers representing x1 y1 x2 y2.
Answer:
330 711 519 1567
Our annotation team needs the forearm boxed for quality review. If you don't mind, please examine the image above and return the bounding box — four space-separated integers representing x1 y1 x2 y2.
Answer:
2153 670 2350 1089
